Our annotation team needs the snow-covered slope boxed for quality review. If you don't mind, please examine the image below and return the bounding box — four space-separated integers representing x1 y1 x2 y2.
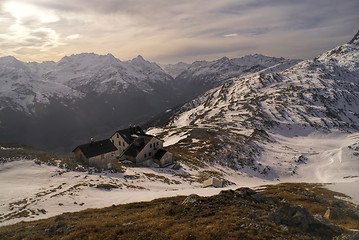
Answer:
44 54 173 94
0 157 264 227
0 57 82 113
148 31 359 184
173 54 302 102
1 133 359 226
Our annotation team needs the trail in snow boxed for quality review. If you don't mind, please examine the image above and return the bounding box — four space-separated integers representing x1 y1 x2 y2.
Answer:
315 148 341 183
261 132 359 184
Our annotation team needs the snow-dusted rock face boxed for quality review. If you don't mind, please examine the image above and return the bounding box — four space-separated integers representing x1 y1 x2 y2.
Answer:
162 62 191 78
0 59 82 113
0 53 174 113
170 34 359 133
151 31 359 181
172 54 302 102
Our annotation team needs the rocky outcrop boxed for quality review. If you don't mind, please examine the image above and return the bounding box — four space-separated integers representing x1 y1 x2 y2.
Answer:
270 204 343 236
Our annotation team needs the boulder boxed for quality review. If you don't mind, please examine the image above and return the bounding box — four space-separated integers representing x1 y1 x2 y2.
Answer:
234 187 257 198
324 208 346 220
270 204 343 236
270 205 314 231
331 200 348 208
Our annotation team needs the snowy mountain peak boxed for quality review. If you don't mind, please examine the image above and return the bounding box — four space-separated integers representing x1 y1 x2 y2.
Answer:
58 52 119 65
219 56 230 62
0 56 18 63
129 55 155 67
349 30 359 45
129 55 150 65
0 56 26 68
134 55 145 61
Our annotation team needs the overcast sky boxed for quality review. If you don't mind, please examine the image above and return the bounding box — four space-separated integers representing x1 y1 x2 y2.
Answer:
0 0 358 64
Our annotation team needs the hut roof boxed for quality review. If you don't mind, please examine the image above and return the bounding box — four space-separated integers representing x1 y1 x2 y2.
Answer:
120 135 153 158
73 139 117 158
113 126 148 144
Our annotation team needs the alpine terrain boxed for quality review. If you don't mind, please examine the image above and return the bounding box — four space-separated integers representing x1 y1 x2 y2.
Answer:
0 32 359 239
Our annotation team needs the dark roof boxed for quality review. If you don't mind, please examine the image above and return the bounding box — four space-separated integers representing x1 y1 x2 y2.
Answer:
120 136 152 158
73 139 117 158
113 126 147 144
154 149 167 160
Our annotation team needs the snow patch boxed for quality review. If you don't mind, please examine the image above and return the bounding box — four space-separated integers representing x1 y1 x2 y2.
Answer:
163 132 189 147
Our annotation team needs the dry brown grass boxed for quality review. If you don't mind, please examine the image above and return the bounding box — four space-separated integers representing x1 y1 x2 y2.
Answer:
1 183 357 240
196 170 224 183
143 173 181 185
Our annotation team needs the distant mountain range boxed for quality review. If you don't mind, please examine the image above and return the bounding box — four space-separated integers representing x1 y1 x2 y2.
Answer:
0 52 300 152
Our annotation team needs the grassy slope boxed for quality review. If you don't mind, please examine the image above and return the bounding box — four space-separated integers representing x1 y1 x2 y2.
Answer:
0 142 73 164
0 183 358 240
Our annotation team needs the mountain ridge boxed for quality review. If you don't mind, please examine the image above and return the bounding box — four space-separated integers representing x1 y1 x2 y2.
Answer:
148 30 359 181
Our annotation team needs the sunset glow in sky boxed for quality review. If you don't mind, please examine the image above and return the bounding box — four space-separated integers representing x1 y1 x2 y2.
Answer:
0 0 358 63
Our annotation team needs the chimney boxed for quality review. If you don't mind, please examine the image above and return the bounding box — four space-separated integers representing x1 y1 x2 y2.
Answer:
132 125 136 133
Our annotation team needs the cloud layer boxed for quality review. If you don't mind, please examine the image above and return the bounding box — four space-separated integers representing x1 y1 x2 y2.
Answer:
0 0 358 63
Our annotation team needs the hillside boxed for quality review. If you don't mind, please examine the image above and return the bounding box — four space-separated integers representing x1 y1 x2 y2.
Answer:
147 30 359 183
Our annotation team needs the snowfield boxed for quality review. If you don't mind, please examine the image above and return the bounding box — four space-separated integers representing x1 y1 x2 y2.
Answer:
0 159 231 226
0 132 358 226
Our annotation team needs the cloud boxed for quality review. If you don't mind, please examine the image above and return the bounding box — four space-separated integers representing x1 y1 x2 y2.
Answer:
224 33 238 38
0 0 62 59
0 0 358 63
66 34 79 40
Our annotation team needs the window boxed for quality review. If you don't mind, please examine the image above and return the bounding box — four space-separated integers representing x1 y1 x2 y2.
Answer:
149 152 151 156
150 143 152 148
123 142 125 147
119 141 121 146
117 133 119 138
144 153 147 158
157 142 159 146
